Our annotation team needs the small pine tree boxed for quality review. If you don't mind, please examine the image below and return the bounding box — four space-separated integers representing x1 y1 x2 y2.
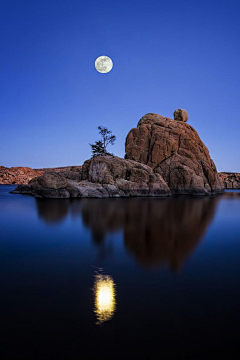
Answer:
90 140 105 157
90 126 116 157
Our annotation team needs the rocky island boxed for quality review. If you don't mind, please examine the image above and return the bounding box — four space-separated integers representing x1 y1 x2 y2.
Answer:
11 110 226 198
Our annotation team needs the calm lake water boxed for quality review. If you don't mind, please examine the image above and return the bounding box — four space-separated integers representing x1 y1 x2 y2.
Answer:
1 185 240 360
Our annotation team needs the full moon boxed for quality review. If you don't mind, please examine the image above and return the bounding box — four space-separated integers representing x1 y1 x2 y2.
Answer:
95 56 113 73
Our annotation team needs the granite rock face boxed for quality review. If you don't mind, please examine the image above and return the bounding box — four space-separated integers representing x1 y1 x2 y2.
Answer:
12 156 171 198
125 113 224 195
81 156 170 196
36 171 68 189
219 172 240 189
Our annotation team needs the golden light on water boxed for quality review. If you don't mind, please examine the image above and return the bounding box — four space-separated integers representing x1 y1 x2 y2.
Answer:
94 274 116 324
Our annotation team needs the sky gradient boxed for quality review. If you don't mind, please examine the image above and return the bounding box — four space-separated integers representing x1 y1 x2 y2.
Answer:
1 0 240 171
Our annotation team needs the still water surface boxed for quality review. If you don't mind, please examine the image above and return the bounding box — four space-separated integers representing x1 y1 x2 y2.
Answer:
1 185 240 359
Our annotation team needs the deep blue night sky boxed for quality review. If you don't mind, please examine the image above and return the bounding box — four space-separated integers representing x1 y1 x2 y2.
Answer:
1 0 240 171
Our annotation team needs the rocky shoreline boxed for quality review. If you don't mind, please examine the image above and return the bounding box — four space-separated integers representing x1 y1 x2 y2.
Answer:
0 165 81 185
10 110 227 198
11 156 171 198
2 166 239 190
218 172 240 189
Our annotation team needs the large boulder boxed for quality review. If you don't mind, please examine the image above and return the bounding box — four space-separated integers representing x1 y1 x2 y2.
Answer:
173 109 188 122
35 171 68 189
11 171 70 198
125 113 224 195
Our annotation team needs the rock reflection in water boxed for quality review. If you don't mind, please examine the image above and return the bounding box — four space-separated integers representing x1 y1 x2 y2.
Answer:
36 199 72 224
93 274 116 324
124 197 218 271
222 191 240 198
81 197 219 271
36 196 220 271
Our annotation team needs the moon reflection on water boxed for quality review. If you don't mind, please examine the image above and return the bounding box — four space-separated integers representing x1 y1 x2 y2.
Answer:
93 273 116 324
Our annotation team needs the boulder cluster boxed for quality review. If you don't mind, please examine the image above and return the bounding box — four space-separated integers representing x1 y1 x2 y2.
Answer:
12 109 225 198
13 157 170 198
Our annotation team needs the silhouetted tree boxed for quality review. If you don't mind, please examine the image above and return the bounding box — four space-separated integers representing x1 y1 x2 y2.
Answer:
89 126 116 157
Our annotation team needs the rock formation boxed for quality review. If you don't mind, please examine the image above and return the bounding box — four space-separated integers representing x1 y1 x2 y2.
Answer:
12 156 170 198
0 165 81 185
173 108 188 122
218 172 240 189
10 110 226 198
125 113 224 195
